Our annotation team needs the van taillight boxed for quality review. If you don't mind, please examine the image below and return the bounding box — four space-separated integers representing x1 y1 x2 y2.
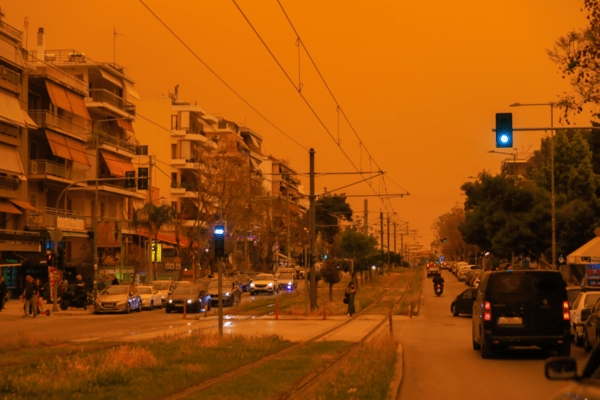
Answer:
484 301 491 321
563 301 570 320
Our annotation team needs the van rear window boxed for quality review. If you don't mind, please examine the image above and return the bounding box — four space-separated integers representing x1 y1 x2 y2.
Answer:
489 273 565 302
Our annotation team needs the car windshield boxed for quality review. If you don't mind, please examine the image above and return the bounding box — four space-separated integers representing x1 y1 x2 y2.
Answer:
584 293 600 308
237 274 249 281
208 281 234 290
101 286 128 295
279 274 293 280
137 287 153 294
256 274 273 281
152 282 171 290
172 287 199 295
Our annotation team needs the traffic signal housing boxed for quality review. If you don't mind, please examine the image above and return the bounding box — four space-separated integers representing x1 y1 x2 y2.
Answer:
213 223 225 258
46 252 54 266
496 113 513 148
57 247 66 268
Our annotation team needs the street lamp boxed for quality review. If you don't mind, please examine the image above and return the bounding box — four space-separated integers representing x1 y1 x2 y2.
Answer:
510 102 556 269
488 149 518 184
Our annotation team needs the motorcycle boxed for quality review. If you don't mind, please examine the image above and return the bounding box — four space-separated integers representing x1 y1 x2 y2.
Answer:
434 284 443 296
59 290 88 310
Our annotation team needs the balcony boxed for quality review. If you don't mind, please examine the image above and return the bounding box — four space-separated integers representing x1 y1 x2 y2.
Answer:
28 110 91 140
29 65 87 95
29 160 86 183
87 89 136 118
0 228 40 252
29 208 86 232
0 21 23 42
93 131 137 155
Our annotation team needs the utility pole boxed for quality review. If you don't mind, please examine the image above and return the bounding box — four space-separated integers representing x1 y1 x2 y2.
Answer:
387 216 390 270
218 258 224 336
93 133 99 281
394 222 396 253
364 199 368 234
309 149 316 310
148 155 154 283
286 193 291 265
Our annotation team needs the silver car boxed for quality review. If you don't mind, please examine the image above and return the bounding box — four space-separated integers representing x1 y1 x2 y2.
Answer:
94 285 142 314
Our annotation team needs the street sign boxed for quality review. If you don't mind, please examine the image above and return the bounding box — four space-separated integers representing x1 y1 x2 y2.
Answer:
51 228 63 243
557 252 567 266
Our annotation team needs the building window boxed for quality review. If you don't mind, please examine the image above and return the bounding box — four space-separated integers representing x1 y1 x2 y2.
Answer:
137 145 148 156
171 144 177 159
171 115 178 130
30 194 37 208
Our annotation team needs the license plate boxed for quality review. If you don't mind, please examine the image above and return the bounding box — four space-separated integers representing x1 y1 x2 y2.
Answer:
104 304 114 308
498 317 522 324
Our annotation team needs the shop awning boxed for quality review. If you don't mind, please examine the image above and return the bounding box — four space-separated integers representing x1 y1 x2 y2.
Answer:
123 81 140 100
99 69 123 88
0 200 21 214
65 90 91 120
100 150 135 177
21 110 38 129
45 130 90 166
568 237 600 264
46 81 73 114
0 142 25 179
9 199 41 212
0 91 28 128
62 231 89 238
117 119 134 132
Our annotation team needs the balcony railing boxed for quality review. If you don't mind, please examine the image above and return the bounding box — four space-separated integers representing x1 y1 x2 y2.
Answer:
0 21 23 41
28 110 91 139
93 131 137 154
29 160 86 181
29 207 86 230
0 175 20 191
30 65 87 94
0 67 19 86
88 89 135 117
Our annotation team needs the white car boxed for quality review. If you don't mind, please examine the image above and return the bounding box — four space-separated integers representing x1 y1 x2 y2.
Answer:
457 265 476 281
570 291 600 346
137 285 163 309
250 274 278 295
151 280 176 306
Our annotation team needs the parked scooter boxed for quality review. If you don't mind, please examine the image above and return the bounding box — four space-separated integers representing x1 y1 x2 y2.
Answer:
59 290 88 310
434 284 443 296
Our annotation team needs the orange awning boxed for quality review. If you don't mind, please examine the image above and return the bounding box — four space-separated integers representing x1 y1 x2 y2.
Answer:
46 81 73 114
64 136 90 166
135 227 188 246
0 200 22 214
65 90 91 120
117 119 134 132
10 199 41 212
45 130 72 160
100 150 135 177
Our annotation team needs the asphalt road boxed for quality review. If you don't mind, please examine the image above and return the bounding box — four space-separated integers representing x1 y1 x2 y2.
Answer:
395 270 589 400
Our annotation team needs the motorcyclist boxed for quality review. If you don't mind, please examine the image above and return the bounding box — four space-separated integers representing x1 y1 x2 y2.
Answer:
432 274 445 290
73 274 87 310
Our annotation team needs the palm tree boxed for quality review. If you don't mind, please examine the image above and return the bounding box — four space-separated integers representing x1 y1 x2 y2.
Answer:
133 203 174 281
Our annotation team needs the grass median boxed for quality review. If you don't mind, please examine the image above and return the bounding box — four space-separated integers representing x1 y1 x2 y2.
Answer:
395 267 424 315
0 332 291 400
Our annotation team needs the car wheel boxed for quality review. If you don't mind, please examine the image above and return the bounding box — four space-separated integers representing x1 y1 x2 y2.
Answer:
451 304 459 317
481 337 493 359
137 301 142 312
166 307 171 313
150 301 154 310
557 341 571 357
472 327 481 350
125 303 131 314
584 329 592 352
576 328 584 347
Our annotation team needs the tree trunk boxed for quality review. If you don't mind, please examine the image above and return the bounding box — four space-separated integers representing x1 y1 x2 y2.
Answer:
329 283 333 302
360 271 363 285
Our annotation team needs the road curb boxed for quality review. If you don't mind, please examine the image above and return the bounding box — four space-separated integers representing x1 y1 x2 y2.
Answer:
389 339 404 400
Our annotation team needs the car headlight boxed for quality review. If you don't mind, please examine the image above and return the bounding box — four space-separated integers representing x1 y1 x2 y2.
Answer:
169 299 173 303
187 299 192 304
224 292 230 297
288 282 292 285
268 283 273 287
250 283 255 287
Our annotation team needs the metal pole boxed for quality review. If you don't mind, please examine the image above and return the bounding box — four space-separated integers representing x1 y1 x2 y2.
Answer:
304 245 308 316
394 222 396 253
387 216 390 270
218 258 223 336
550 105 556 270
364 199 368 234
309 149 316 310
119 220 123 279
286 194 291 265
149 155 154 282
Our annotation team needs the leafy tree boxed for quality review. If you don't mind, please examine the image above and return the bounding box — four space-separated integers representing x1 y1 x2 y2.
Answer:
133 203 174 281
338 229 378 284
431 205 473 260
315 194 353 244
320 260 341 302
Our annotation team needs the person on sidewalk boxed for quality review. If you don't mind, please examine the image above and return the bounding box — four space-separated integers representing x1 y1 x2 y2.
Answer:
22 276 38 318
345 282 357 317
0 275 7 311
104 273 120 286
35 279 45 314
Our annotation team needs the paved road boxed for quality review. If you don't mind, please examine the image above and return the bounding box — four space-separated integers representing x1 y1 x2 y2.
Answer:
395 270 588 400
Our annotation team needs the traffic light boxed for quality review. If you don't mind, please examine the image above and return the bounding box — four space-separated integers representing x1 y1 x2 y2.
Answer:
213 223 225 258
125 171 136 188
46 252 54 266
443 237 447 243
495 113 513 148
138 167 148 190
57 247 65 268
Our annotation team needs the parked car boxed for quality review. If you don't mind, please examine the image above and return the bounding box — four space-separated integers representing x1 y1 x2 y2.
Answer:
454 262 468 276
151 280 176 306
581 298 600 352
566 285 583 309
451 288 477 317
207 280 242 307
277 273 297 291
466 270 483 287
570 291 600 346
136 285 163 310
427 267 441 278
94 285 142 314
166 284 211 313
233 274 252 292
250 274 278 295
545 337 600 399
472 270 571 358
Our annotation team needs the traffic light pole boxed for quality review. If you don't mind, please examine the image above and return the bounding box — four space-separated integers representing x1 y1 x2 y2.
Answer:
218 258 223 337
309 149 316 310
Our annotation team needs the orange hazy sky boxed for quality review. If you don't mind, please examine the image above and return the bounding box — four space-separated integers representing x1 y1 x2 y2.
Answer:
6 0 591 250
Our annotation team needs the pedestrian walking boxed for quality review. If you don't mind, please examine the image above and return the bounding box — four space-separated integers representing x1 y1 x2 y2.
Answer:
22 276 38 318
345 281 357 317
0 275 7 311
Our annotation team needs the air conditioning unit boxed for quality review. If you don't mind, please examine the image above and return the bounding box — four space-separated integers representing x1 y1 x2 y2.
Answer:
30 162 38 174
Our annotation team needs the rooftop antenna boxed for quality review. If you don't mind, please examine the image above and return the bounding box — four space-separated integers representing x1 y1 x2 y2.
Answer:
113 27 123 67
24 17 29 50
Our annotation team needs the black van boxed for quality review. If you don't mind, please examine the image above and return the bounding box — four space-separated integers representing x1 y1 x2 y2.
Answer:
472 270 570 358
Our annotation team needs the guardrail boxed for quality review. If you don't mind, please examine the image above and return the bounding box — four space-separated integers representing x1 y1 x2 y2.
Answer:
88 89 135 117
29 160 86 181
0 21 23 41
93 131 136 154
0 66 19 86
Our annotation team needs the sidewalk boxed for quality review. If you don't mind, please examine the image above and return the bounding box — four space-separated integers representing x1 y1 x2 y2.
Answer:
0 297 93 317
